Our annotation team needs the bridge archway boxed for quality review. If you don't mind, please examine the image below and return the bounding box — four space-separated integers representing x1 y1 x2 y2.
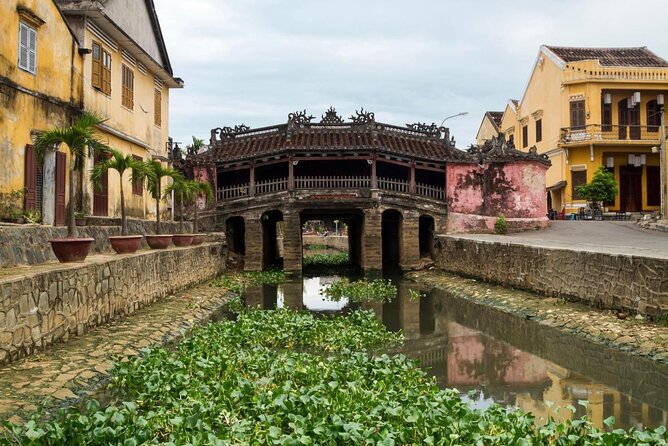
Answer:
226 216 246 255
381 209 403 271
419 214 435 258
262 210 284 269
300 208 364 271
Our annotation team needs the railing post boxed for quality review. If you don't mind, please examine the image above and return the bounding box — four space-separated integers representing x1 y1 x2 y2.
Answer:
371 155 378 189
288 155 294 191
409 161 416 194
249 161 256 197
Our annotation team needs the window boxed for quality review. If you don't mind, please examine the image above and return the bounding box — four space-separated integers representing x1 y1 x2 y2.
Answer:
132 155 143 195
646 166 660 206
570 100 585 130
647 100 660 133
535 119 542 143
154 88 162 127
92 41 112 95
601 99 612 132
521 125 528 148
571 169 587 200
121 65 134 109
18 22 37 74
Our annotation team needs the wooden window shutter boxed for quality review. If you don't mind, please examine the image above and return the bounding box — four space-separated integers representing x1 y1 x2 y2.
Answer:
535 119 542 143
122 65 134 109
132 155 143 195
27 26 37 73
154 89 162 127
18 22 37 74
24 145 37 210
102 49 112 95
92 42 102 89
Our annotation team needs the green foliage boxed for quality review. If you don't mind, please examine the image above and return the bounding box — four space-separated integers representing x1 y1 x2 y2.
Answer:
3 307 667 445
0 189 25 220
323 278 397 303
23 209 42 224
302 252 350 267
494 214 508 235
139 160 182 234
210 269 287 296
304 244 330 250
575 166 619 204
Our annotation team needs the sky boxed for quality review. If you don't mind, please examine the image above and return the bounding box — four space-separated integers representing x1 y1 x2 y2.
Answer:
154 0 668 149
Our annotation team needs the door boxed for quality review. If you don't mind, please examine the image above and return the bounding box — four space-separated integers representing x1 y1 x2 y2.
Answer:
618 99 628 139
93 153 108 216
628 105 640 140
619 165 642 212
55 151 66 226
24 145 37 210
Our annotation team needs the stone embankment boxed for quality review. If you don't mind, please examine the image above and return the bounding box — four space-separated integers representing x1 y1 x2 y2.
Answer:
0 220 194 267
0 243 226 365
434 235 668 317
0 282 231 422
410 271 668 366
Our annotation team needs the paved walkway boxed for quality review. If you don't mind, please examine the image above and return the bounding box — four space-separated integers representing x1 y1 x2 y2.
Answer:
449 221 668 259
0 282 230 423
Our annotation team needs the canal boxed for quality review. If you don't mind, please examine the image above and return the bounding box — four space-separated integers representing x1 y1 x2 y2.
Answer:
245 274 668 430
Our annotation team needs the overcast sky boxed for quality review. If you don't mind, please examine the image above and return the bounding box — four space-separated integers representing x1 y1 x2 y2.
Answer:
154 0 668 149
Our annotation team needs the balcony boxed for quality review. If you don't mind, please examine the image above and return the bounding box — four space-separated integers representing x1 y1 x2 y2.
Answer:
560 124 664 146
216 176 445 202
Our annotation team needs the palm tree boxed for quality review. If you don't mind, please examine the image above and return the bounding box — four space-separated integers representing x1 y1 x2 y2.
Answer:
188 179 213 233
142 159 182 234
90 148 146 236
164 176 194 234
33 112 109 238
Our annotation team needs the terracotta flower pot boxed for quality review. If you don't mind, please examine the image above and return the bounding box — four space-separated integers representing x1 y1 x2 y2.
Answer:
75 218 86 226
172 234 194 247
109 235 143 254
145 234 173 249
49 238 95 263
191 234 205 246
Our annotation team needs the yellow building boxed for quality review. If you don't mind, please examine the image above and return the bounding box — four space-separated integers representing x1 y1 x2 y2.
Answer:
475 111 503 145
55 0 183 220
0 0 84 225
485 46 668 214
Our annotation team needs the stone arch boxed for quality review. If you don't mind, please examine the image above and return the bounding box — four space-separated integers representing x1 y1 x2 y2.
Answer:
261 210 284 269
419 214 436 258
225 216 246 255
381 208 403 271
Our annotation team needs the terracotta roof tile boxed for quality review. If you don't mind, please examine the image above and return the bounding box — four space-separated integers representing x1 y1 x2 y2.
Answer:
545 46 668 67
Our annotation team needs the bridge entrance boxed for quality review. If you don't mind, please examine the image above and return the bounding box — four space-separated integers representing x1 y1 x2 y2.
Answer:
300 209 364 271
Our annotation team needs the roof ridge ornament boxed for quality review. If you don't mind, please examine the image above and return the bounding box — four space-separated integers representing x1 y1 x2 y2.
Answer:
320 107 345 124
288 109 315 126
468 132 550 165
406 122 442 137
349 108 375 125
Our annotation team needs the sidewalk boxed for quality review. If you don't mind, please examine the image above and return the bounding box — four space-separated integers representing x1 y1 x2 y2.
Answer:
450 221 668 259
0 282 230 423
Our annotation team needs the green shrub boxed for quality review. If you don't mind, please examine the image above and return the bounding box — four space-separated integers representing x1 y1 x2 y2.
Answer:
303 252 350 267
323 278 397 303
494 214 508 234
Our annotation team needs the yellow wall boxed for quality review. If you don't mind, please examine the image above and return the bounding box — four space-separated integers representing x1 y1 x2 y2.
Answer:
0 0 83 219
475 115 499 145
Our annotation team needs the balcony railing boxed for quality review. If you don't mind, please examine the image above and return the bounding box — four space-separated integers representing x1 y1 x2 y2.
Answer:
217 176 445 201
560 124 664 144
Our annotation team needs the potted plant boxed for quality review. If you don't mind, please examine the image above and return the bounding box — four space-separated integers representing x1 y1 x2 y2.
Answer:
91 148 146 254
141 159 181 249
188 179 213 245
75 210 86 226
575 166 619 219
34 112 109 262
164 175 195 247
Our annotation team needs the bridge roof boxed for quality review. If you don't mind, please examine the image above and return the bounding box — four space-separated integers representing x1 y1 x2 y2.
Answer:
193 108 473 164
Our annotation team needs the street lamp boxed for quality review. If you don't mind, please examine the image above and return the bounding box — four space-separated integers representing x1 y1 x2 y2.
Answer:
439 112 469 128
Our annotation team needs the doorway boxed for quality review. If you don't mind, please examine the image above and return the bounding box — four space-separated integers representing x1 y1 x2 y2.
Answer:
93 154 108 216
619 165 642 212
55 152 66 226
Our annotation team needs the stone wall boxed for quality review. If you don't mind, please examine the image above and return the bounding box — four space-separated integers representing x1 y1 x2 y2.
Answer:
302 235 349 251
0 219 193 267
434 235 668 316
0 243 226 365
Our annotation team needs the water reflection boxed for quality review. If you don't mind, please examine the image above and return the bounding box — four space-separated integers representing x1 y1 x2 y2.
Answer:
245 276 668 430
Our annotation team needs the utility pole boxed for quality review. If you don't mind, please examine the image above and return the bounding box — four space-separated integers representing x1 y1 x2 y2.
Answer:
661 101 667 220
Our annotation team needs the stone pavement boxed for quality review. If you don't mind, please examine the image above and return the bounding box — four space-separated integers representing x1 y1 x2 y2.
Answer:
0 281 230 423
451 220 668 259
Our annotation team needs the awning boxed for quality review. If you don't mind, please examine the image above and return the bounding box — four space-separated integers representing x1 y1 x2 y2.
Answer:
546 180 567 192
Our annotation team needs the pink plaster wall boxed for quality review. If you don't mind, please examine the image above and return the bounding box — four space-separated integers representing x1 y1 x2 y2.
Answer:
446 161 548 219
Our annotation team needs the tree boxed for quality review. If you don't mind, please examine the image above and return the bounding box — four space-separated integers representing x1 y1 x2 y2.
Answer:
164 178 214 234
141 160 182 234
188 179 213 233
575 166 619 208
34 112 109 238
164 175 193 234
90 149 146 236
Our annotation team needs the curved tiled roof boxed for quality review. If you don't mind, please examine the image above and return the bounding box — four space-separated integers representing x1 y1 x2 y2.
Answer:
545 46 668 68
193 109 473 164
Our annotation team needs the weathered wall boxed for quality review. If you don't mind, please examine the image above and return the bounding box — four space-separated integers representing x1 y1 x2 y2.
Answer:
0 243 226 365
434 235 668 316
302 235 348 251
0 219 194 267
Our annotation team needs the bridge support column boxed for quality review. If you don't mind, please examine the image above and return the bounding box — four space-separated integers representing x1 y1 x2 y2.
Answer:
244 216 263 271
361 208 382 277
401 211 421 269
282 211 302 274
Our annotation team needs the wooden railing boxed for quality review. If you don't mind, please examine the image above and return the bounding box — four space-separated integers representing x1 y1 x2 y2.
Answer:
378 177 410 193
295 176 371 189
416 182 445 200
217 183 248 200
256 178 288 195
561 124 665 144
217 176 444 200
